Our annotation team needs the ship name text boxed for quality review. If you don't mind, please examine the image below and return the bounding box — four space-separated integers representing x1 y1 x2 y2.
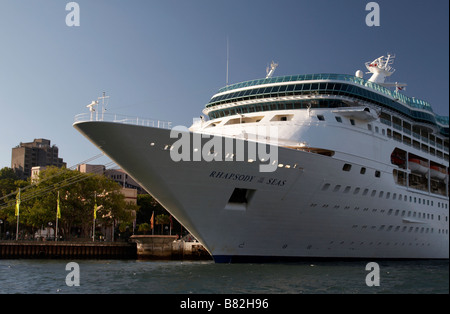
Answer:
209 170 286 186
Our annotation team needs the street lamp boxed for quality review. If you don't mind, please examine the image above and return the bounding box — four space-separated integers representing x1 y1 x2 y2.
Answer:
48 222 53 240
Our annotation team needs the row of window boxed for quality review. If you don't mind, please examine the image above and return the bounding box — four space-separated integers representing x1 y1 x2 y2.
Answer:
208 99 346 119
350 224 448 235
207 82 445 134
321 179 449 210
328 241 438 247
311 198 448 222
341 163 380 177
320 113 449 160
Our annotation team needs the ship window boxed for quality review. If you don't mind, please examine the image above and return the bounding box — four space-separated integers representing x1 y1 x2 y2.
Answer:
271 114 293 122
360 167 366 174
342 164 352 171
317 115 325 121
335 116 342 123
350 119 355 125
375 170 381 178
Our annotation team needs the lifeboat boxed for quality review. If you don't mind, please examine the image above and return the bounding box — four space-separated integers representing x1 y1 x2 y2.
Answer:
430 165 447 180
391 154 405 166
408 158 428 174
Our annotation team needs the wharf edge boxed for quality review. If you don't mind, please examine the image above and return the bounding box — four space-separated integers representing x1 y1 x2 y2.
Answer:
0 237 212 260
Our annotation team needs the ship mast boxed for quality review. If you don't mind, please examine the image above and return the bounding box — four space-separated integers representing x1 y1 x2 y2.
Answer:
266 61 278 79
364 53 407 90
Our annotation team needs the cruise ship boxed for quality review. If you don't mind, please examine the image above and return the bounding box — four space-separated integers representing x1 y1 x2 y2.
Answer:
74 55 449 262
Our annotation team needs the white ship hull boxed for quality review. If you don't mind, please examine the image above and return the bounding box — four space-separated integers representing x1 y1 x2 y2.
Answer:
74 120 449 262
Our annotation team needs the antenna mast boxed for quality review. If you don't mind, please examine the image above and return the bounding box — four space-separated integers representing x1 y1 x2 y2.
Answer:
365 53 396 84
364 53 407 90
266 61 278 79
226 36 229 86
98 92 110 121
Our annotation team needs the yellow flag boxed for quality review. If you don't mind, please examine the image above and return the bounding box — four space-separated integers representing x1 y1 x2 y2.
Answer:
15 189 21 217
57 191 61 219
94 202 97 220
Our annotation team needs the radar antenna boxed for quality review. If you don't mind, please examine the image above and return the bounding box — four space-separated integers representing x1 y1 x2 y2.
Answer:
365 53 396 83
364 53 407 90
266 61 278 79
87 100 98 120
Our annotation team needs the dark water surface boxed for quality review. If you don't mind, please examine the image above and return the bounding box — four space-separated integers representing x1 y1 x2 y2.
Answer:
0 259 448 294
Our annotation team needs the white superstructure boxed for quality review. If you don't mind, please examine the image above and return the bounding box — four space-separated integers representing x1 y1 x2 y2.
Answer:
74 56 449 262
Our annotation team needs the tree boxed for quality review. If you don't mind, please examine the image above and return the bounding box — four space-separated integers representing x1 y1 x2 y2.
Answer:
0 166 136 240
138 223 151 234
155 214 171 234
136 194 165 224
136 194 184 236
0 168 19 197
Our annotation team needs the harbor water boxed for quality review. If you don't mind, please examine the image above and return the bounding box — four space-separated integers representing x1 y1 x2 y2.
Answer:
0 259 448 294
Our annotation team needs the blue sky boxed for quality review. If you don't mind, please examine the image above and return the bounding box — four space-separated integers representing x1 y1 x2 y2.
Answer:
0 0 448 169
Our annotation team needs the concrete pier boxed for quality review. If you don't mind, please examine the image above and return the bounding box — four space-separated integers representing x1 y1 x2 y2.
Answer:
0 237 212 260
130 235 212 260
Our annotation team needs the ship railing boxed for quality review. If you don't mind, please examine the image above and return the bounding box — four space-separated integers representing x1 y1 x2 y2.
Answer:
74 113 173 129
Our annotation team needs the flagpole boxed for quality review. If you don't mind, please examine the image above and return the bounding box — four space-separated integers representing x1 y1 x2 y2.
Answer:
151 211 154 235
93 192 96 242
15 188 20 241
55 191 59 242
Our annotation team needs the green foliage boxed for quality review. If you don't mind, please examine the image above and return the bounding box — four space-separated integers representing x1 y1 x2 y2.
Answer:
138 223 151 234
136 194 165 223
0 166 136 240
135 194 182 235
155 214 170 225
0 167 19 197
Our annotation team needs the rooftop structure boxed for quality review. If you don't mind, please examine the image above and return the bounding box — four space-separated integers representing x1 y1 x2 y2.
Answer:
11 138 66 180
